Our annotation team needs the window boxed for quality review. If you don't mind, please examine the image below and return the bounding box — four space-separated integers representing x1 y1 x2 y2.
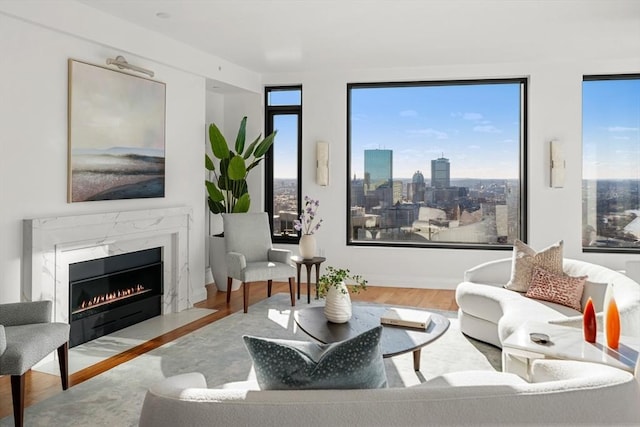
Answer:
582 75 640 251
265 86 302 243
347 79 527 249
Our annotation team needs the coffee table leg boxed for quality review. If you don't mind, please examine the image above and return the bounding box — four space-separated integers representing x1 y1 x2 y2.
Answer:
296 265 302 300
413 349 421 371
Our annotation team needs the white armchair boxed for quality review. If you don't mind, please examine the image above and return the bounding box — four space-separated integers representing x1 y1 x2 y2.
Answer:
223 213 296 313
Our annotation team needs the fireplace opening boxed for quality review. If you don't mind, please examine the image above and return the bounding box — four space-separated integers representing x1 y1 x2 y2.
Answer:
69 248 163 347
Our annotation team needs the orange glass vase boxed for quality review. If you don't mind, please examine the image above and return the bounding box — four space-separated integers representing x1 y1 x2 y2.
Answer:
605 295 621 349
582 297 597 343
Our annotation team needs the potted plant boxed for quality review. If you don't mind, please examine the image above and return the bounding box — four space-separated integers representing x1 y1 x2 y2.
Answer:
205 116 276 214
317 266 367 323
205 117 276 291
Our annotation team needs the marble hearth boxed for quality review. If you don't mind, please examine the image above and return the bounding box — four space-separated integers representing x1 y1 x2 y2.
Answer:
23 207 194 324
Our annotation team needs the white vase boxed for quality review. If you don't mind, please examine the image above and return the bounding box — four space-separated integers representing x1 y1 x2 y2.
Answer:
323 282 352 323
299 234 316 259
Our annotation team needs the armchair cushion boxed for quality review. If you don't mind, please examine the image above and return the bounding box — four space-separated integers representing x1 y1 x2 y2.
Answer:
0 325 6 356
226 251 247 279
0 300 52 326
223 213 273 263
0 322 70 375
268 248 291 264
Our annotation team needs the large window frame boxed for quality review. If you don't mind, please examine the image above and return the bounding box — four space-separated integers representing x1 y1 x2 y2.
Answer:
582 74 640 254
265 86 303 244
346 78 528 250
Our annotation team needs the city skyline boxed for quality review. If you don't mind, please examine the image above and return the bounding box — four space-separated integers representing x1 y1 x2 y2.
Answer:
271 78 639 181
350 82 522 180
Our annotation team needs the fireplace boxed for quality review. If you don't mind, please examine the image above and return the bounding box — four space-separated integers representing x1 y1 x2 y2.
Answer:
69 248 163 347
23 207 199 329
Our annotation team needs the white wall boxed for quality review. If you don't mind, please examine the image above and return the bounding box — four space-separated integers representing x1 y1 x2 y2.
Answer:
3 1 639 300
265 55 640 289
0 11 213 303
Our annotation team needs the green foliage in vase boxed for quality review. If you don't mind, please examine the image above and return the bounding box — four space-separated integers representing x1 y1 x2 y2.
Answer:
205 116 276 214
317 266 368 298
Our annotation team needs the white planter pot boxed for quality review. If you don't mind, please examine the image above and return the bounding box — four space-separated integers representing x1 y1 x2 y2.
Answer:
323 282 352 323
209 235 241 292
299 234 316 259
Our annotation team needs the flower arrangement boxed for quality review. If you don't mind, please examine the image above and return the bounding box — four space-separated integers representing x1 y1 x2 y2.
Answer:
317 266 368 298
294 196 323 235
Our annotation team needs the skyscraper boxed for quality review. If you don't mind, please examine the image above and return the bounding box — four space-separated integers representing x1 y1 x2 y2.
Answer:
431 157 450 188
364 149 392 193
409 170 426 203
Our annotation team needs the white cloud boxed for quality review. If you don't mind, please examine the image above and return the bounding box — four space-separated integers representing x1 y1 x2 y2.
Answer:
406 128 448 139
473 125 501 133
463 112 483 121
399 109 418 117
606 126 638 132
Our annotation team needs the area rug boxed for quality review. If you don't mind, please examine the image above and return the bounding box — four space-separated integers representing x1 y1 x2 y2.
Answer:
0 294 501 427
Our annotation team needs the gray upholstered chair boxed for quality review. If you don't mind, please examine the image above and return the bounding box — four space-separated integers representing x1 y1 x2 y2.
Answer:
223 212 296 313
0 300 70 427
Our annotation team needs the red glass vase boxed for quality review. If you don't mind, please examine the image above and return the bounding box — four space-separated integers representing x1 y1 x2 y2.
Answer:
582 297 597 343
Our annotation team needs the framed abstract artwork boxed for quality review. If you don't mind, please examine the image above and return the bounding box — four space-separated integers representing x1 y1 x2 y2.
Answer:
67 59 166 202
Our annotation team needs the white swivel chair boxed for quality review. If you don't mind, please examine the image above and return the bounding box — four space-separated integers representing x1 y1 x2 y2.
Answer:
223 213 296 313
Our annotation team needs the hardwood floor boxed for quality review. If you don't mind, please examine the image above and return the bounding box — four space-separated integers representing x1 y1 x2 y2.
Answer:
0 283 457 419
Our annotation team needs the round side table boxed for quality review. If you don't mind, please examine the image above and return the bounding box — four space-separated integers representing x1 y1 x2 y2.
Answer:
291 256 326 303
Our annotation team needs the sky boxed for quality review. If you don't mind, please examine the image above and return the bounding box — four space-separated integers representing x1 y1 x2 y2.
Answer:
583 78 640 180
350 82 522 180
272 78 640 181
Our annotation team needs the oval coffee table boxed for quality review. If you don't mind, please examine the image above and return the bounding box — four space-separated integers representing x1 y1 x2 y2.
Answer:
294 303 450 371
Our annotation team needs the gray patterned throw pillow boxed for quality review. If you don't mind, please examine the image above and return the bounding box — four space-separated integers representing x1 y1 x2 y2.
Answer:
243 326 387 390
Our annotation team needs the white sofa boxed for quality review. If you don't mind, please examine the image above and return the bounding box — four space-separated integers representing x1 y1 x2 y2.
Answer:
139 360 640 426
456 258 640 348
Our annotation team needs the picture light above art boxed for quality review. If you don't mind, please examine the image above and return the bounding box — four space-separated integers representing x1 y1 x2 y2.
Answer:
106 55 155 78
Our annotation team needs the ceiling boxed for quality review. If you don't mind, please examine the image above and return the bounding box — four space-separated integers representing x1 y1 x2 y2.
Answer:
78 0 640 75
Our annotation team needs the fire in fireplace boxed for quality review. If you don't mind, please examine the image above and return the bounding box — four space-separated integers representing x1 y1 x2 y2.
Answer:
69 247 163 347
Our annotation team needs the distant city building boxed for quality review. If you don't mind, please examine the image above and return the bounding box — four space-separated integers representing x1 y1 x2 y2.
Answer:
408 170 426 203
351 177 366 207
393 180 403 204
364 149 392 194
431 157 450 188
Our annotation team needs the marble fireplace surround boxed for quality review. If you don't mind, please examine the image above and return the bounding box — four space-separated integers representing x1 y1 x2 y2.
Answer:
23 207 194 324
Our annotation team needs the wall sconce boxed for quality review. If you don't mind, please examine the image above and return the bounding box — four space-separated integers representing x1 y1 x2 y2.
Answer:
316 141 329 186
550 139 565 188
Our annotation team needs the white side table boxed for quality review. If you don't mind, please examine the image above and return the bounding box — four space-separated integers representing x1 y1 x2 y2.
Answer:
501 321 639 380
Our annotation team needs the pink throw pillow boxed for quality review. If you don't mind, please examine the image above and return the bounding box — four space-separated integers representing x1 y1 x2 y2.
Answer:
525 266 586 311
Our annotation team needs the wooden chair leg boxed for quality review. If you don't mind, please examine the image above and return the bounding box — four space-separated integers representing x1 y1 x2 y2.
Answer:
226 277 233 305
289 277 296 307
243 282 250 313
267 280 273 297
11 374 25 427
57 342 69 390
